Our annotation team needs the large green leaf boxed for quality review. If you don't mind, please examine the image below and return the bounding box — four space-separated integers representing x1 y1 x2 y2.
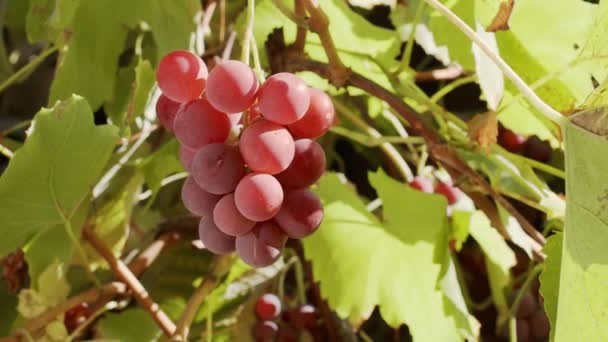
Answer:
553 119 608 341
539 232 562 341
304 171 471 341
0 95 118 256
44 0 199 109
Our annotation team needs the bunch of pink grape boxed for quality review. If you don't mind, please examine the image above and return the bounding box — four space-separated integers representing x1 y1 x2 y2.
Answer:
155 51 334 268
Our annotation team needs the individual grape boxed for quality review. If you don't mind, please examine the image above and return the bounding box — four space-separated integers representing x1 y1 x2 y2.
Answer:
516 319 530 341
286 304 318 329
274 189 323 239
252 321 278 342
198 217 236 254
239 120 295 174
155 94 181 131
255 293 282 320
498 127 527 153
258 73 310 125
206 60 259 113
179 145 197 171
235 173 284 221
156 50 208 103
276 139 325 188
288 88 335 139
523 136 552 163
516 292 537 318
173 99 231 149
191 143 245 194
181 177 221 217
214 193 255 236
529 309 550 338
434 181 462 205
409 176 434 193
64 303 90 333
236 221 287 267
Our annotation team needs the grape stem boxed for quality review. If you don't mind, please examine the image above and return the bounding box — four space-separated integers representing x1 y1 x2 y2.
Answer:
293 0 307 51
82 227 177 336
395 0 426 75
334 99 415 182
172 254 235 341
421 0 566 128
240 0 255 64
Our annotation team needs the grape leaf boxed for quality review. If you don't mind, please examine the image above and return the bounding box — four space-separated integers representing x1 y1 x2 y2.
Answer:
0 95 118 256
140 139 184 202
553 120 608 341
0 281 18 335
471 23 503 111
539 232 562 342
37 260 70 307
6 0 30 29
47 0 199 109
304 171 472 341
98 308 161 342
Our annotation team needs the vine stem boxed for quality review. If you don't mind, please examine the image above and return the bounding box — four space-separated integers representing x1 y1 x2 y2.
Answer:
334 99 414 182
82 227 177 336
0 46 58 94
172 254 235 341
422 0 565 127
240 0 255 64
294 0 307 51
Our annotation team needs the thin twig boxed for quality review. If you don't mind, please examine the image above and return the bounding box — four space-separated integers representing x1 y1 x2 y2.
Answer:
222 30 237 61
0 46 58 94
240 0 255 64
219 0 226 43
172 254 234 341
82 227 177 336
415 65 468 82
301 0 350 86
334 100 414 182
422 0 565 126
294 0 307 51
430 75 477 103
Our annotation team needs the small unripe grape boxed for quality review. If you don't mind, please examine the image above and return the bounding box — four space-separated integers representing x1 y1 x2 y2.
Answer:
255 293 282 320
409 176 434 193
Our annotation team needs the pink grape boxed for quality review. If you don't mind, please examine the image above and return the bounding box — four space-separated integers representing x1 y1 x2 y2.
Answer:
258 73 310 125
191 143 245 194
435 181 463 205
274 189 323 239
236 221 287 267
239 119 295 174
181 177 221 217
155 94 181 131
235 173 283 221
173 99 231 149
179 145 197 171
198 216 236 254
276 139 325 188
409 176 433 193
213 193 255 236
156 50 208 103
288 88 335 139
206 60 259 113
252 321 278 342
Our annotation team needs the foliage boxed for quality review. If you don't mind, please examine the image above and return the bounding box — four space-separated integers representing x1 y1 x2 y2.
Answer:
0 0 606 341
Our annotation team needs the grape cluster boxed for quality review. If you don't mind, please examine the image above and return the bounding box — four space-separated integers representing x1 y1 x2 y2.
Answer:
252 293 320 342
155 51 334 268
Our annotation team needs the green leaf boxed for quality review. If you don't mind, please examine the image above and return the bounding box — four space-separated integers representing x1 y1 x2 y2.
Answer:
98 308 161 342
85 166 143 269
0 281 18 335
6 0 30 29
49 0 200 109
140 139 184 201
304 171 469 341
539 232 562 341
0 95 118 256
552 120 608 341
37 260 70 306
